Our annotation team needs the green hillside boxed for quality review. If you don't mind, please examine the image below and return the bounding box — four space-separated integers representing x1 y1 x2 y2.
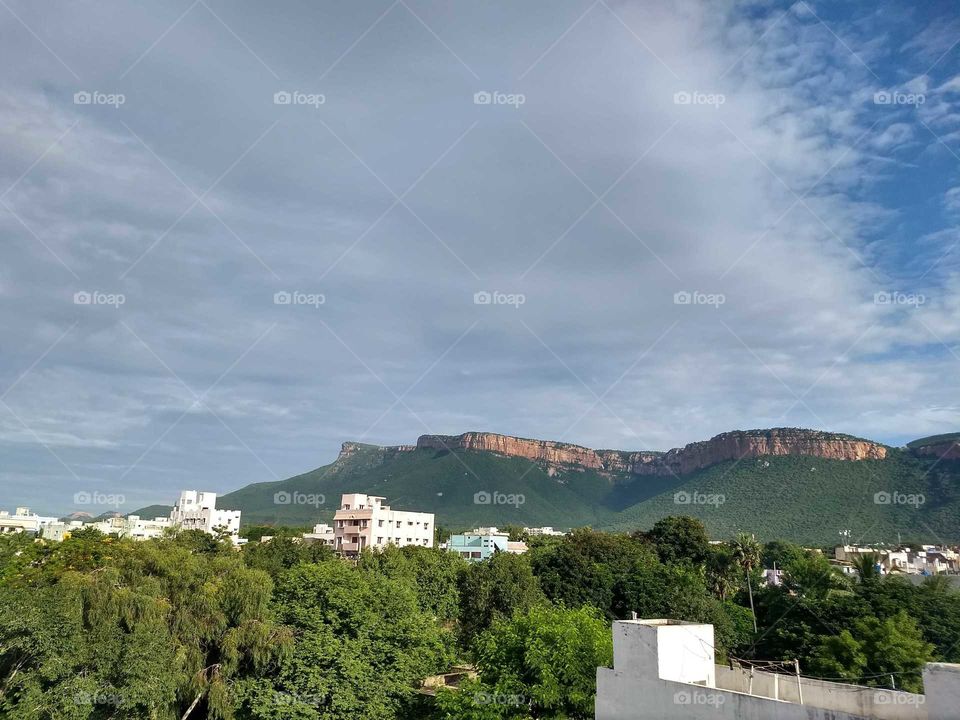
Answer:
218 444 632 529
606 451 960 544
135 436 960 544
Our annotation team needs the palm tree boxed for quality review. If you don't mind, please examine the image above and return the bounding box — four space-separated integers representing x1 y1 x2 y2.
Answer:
731 533 762 632
852 553 881 583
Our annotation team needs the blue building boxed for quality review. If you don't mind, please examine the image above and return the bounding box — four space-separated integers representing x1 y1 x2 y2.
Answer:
447 528 510 562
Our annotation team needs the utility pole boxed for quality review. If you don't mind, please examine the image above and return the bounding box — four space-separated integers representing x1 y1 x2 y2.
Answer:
794 660 803 704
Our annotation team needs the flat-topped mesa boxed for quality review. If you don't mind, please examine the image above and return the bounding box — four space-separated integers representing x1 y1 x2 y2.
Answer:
416 432 658 474
415 428 887 477
650 428 887 476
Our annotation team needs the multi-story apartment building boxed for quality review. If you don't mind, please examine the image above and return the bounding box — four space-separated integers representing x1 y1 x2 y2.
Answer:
333 494 433 554
169 491 241 543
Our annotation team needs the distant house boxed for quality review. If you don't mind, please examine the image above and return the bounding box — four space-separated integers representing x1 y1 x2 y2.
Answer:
303 523 336 546
333 494 433 555
446 527 529 562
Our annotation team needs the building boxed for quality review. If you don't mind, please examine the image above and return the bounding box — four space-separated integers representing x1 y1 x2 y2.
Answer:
169 491 241 543
333 494 433 554
42 520 84 542
446 527 529 561
835 544 960 576
448 528 510 561
525 526 566 536
85 514 172 540
0 507 58 535
303 523 336 546
596 618 960 720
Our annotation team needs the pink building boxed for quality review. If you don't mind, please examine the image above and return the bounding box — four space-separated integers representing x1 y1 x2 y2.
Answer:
333 493 434 555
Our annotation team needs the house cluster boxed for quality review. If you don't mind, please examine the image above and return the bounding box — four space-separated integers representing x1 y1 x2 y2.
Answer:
2 490 567 561
0 490 243 545
834 544 960 576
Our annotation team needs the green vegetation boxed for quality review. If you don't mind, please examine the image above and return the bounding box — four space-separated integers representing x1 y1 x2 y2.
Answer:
1 519 958 718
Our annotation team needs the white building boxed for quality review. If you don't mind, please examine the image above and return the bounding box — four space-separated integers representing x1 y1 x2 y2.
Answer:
596 618 960 720
43 520 84 542
88 514 171 540
525 526 566 536
333 494 433 554
303 523 336 546
0 507 59 535
169 491 241 543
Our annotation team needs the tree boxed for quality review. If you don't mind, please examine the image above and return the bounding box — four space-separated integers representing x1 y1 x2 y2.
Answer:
358 544 467 621
730 533 762 632
436 605 612 719
705 544 739 602
809 611 933 692
782 553 850 600
242 535 333 578
762 540 806 570
242 560 454 719
458 553 543 645
0 537 291 719
852 553 882 583
530 529 654 617
647 516 709 565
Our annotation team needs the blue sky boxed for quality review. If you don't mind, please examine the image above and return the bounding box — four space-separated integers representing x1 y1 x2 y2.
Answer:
1 0 959 515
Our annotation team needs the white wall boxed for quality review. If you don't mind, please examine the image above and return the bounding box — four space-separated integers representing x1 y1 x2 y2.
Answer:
597 620 935 720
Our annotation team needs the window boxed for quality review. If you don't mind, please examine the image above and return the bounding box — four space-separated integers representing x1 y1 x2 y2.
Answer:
378 519 384 527
408 520 413 526
377 537 384 544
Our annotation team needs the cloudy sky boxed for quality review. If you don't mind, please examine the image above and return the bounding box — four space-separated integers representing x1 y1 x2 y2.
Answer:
2 0 959 514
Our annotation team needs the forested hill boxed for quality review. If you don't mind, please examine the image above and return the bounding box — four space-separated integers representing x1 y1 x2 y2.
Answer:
188 429 960 544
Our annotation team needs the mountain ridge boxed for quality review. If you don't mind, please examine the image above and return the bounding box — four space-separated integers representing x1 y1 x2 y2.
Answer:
127 427 960 543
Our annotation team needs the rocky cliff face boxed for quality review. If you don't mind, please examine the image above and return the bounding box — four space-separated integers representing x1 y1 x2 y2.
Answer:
414 428 887 477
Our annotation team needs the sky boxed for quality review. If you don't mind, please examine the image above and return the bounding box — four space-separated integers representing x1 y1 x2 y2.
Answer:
1 0 960 515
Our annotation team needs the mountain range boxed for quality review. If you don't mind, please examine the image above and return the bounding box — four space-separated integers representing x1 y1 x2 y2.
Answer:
131 428 960 545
